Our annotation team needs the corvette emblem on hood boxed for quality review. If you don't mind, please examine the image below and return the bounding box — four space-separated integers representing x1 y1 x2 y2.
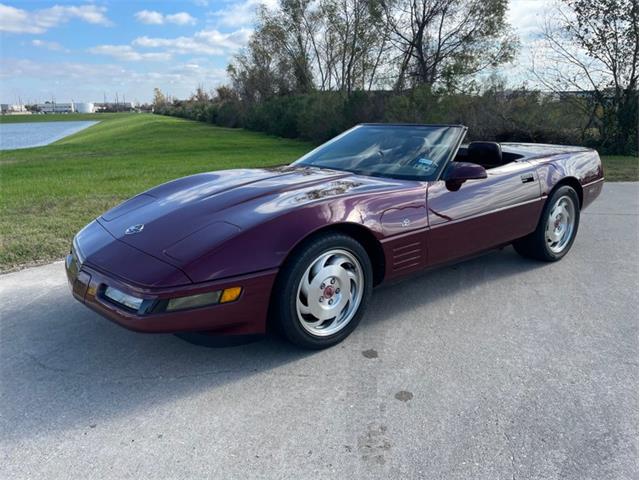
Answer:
125 224 144 235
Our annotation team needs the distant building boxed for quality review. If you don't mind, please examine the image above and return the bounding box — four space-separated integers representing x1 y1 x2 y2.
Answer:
94 101 137 112
74 102 95 113
37 102 75 114
2 100 137 115
1 104 29 114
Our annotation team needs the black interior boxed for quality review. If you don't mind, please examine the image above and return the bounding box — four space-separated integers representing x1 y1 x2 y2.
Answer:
454 141 523 169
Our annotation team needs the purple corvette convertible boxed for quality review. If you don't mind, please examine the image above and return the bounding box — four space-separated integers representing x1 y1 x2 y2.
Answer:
66 124 603 348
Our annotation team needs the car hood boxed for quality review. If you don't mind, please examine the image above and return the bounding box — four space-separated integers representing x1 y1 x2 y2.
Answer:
97 166 399 270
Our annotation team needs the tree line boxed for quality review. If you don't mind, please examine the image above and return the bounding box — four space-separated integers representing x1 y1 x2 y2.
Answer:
154 0 638 154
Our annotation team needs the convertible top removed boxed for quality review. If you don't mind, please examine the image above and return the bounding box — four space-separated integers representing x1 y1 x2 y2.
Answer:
66 124 604 348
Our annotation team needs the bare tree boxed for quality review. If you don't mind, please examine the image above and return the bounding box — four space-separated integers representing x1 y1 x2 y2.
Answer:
261 0 316 93
230 0 393 95
228 2 319 103
152 88 167 110
533 0 639 151
322 0 392 92
229 0 517 97
228 19 300 103
381 0 517 91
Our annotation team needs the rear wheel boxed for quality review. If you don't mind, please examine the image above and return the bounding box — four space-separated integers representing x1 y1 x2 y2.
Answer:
514 186 580 261
273 233 373 349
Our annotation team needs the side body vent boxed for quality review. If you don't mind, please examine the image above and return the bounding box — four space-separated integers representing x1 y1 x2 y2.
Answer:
381 234 426 280
391 241 423 272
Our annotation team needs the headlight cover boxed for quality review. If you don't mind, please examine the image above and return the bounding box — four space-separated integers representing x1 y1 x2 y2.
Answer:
166 287 242 311
102 286 243 314
104 286 144 311
166 291 222 312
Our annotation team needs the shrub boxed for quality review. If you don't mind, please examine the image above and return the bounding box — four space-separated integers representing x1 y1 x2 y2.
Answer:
155 88 637 153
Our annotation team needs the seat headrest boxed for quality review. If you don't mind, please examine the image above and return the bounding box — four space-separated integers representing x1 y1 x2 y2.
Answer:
468 141 502 167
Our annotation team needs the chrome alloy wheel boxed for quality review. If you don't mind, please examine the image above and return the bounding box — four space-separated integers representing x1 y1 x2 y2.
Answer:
545 195 576 254
295 249 364 337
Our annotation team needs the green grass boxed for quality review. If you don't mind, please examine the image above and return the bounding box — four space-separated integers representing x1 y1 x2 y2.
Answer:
601 155 639 181
0 113 312 271
0 113 126 123
0 113 637 271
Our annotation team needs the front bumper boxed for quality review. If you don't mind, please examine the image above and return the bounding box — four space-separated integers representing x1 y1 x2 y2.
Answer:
65 252 278 335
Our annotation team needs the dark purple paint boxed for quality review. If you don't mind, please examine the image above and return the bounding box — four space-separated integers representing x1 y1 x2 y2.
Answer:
66 141 604 336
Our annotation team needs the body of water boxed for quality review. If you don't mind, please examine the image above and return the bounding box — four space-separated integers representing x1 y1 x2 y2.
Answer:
0 121 99 150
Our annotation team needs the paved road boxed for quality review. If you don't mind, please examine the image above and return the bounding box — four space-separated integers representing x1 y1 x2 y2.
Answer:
1 183 637 480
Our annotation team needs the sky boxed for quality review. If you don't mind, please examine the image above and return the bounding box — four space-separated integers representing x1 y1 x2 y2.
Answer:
0 0 553 104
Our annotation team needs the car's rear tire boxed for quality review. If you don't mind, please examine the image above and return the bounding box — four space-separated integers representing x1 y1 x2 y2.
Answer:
272 232 373 349
513 185 580 261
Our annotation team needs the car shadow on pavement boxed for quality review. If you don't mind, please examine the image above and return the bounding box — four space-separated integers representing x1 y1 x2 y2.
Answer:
1 246 547 442
365 246 548 324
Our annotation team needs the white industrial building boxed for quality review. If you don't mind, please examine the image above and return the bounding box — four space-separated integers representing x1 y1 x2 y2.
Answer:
94 101 136 112
1 99 134 115
74 102 95 113
0 104 28 114
32 101 95 114
36 102 74 114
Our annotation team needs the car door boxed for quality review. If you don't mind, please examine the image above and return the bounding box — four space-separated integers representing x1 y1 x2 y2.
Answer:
425 160 544 267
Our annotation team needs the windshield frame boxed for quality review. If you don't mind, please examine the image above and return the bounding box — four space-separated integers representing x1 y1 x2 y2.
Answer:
292 123 468 182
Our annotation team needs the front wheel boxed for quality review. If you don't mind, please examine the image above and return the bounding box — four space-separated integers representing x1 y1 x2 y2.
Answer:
514 185 580 261
272 233 373 349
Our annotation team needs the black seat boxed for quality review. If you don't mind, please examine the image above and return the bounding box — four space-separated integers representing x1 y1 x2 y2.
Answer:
467 141 503 168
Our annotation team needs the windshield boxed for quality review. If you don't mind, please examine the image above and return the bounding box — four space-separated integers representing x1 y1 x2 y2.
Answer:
293 124 465 181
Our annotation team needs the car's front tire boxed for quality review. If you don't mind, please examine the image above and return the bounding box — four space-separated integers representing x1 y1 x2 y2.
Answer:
514 185 580 261
272 232 373 349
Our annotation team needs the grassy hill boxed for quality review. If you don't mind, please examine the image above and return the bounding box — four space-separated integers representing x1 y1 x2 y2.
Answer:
0 113 312 271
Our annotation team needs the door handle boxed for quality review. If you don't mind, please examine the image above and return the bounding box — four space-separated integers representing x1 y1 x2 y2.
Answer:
521 173 535 183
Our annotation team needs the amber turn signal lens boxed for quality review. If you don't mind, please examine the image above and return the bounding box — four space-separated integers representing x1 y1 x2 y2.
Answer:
220 287 242 303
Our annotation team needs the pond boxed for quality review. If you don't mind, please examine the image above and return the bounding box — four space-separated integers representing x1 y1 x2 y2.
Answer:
0 121 99 150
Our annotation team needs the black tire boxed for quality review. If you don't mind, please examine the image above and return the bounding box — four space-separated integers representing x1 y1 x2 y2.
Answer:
513 185 580 261
272 232 373 349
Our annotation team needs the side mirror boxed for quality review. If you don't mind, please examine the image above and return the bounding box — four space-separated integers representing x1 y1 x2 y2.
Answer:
444 162 487 191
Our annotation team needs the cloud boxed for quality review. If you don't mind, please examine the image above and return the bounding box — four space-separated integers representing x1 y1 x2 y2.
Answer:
211 0 278 28
508 0 554 41
89 45 172 62
135 10 164 25
134 10 197 26
31 39 68 52
0 3 112 34
1 57 224 84
0 57 229 103
133 28 251 56
493 0 557 87
0 58 127 81
155 63 227 83
166 12 197 26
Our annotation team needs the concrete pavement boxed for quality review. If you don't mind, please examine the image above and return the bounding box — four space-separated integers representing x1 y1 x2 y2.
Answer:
1 183 637 479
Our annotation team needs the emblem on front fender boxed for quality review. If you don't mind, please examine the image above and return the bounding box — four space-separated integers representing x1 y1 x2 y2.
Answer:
125 224 144 235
